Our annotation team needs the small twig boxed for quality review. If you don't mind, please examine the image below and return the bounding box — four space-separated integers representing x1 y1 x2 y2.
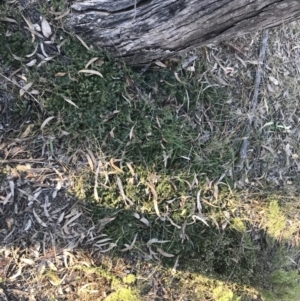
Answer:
237 29 269 170
132 0 137 21
221 41 246 57
0 159 45 163
0 72 44 111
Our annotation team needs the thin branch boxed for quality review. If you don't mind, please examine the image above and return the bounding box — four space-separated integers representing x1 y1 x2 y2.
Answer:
237 29 269 170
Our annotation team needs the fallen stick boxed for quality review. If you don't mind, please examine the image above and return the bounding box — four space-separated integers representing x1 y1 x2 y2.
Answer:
237 29 269 170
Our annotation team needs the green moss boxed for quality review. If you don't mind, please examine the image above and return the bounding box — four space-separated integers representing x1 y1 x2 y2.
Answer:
74 265 116 282
44 271 61 286
0 22 33 68
122 274 136 284
265 200 286 240
261 270 300 301
105 288 138 301
231 218 246 233
213 286 241 301
73 265 139 300
22 32 232 177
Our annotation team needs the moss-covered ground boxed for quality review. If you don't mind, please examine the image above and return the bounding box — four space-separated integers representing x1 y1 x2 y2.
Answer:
0 2 299 301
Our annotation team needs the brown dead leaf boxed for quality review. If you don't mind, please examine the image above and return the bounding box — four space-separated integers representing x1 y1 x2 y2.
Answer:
146 182 160 217
20 124 34 138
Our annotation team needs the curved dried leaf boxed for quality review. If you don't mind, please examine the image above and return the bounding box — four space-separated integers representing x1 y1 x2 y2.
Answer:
62 212 82 229
20 82 33 96
133 212 140 219
57 212 65 224
20 258 35 265
146 182 160 217
12 53 23 61
40 42 48 57
62 96 79 108
147 238 170 246
44 56 56 62
26 59 37 67
192 214 209 227
30 89 40 95
121 233 138 251
155 61 167 68
55 72 66 77
20 124 34 138
54 8 70 20
129 124 135 140
24 219 32 231
33 23 41 31
78 69 103 78
75 34 90 50
25 44 38 57
140 217 150 227
166 216 181 229
41 16 52 38
24 26 44 38
99 242 117 253
33 208 47 227
156 247 174 258
0 16 18 24
85 57 99 69
57 39 67 53
41 116 55 130
22 14 34 29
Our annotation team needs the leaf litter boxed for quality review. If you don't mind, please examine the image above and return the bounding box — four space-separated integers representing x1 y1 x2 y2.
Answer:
1 6 300 300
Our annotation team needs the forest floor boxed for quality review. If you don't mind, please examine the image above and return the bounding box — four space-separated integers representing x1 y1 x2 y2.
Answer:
0 2 300 301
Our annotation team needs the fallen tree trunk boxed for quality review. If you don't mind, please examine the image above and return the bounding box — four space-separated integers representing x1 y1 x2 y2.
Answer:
66 0 300 65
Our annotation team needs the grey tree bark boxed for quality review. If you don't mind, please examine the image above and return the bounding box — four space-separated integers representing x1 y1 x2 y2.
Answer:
66 0 300 65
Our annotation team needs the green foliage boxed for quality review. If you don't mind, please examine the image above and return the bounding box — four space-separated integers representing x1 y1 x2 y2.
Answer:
261 270 300 301
0 8 32 68
213 286 241 301
122 274 136 284
231 218 246 233
105 288 138 301
74 265 139 301
265 200 286 240
30 34 233 176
